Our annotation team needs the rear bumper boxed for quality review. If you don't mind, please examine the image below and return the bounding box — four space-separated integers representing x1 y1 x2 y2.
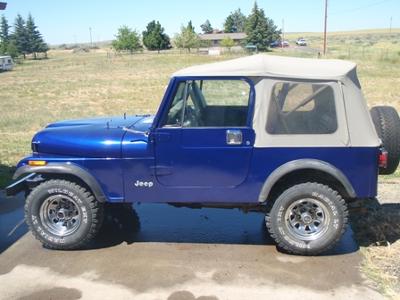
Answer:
5 173 36 196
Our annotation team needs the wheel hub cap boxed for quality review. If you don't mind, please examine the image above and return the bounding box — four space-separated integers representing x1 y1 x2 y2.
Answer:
40 195 81 236
285 198 330 241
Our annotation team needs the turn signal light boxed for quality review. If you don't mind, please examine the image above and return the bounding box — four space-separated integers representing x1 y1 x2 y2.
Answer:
28 160 47 166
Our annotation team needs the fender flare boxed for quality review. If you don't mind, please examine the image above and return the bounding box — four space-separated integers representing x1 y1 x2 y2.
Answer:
12 163 108 202
258 159 356 202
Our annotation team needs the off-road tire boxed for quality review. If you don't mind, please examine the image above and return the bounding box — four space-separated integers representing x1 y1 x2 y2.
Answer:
266 182 348 256
370 106 400 174
25 179 104 250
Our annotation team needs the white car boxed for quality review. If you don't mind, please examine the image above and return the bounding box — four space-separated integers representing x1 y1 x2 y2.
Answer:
296 39 307 46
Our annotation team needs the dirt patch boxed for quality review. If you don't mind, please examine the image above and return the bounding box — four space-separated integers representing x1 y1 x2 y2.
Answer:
349 179 400 297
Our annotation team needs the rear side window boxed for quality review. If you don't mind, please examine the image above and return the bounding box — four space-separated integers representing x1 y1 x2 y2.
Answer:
266 82 337 134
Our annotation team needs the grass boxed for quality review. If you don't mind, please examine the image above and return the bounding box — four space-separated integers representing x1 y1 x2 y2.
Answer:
349 197 400 298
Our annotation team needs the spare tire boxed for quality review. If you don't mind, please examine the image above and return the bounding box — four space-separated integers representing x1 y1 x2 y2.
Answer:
370 106 400 174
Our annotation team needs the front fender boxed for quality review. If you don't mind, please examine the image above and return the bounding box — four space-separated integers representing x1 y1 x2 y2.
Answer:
258 159 356 202
9 163 108 202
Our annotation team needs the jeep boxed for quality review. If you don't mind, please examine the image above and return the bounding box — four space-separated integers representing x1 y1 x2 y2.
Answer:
6 55 400 255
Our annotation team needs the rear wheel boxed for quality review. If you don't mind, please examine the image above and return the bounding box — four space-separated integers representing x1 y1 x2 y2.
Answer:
25 179 104 250
370 106 400 174
266 182 348 255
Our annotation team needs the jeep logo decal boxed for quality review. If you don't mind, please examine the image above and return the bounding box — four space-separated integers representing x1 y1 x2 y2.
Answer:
134 180 154 188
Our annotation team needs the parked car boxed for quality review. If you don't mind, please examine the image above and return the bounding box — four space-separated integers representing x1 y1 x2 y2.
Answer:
6 55 400 255
0 55 14 71
296 38 307 46
270 40 289 48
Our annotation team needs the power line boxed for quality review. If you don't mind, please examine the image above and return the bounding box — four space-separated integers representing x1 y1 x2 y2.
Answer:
331 0 394 15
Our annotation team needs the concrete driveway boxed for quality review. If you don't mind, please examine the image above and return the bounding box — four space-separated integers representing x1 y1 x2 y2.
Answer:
0 192 383 300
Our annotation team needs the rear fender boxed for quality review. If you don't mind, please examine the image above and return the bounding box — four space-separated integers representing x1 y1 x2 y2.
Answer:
258 159 356 202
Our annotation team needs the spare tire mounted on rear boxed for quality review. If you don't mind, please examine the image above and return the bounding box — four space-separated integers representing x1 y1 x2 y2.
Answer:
370 106 400 175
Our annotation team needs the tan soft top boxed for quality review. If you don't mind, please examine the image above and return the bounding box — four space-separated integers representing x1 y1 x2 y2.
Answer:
173 54 357 81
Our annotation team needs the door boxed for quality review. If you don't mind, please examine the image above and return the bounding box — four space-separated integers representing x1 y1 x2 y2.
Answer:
154 78 255 188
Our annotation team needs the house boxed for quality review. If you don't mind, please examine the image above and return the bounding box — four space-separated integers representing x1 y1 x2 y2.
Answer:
199 32 247 47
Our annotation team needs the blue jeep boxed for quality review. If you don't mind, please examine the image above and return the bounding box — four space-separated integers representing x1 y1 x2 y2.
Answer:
6 55 400 255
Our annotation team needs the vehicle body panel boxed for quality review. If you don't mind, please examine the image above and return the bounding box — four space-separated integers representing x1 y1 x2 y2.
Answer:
13 144 378 203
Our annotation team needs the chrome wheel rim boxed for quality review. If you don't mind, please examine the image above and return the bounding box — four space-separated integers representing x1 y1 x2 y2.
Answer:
284 198 330 241
40 195 81 236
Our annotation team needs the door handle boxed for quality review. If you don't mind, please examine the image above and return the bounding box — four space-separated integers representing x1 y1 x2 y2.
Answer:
226 130 243 145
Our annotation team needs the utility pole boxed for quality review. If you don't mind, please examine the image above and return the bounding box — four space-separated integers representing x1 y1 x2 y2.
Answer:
389 16 392 34
281 18 285 50
323 0 328 55
89 27 93 47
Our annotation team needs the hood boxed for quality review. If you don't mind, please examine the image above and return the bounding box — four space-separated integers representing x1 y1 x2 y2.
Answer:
32 115 154 158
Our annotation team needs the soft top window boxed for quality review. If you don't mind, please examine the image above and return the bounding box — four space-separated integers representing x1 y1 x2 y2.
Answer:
163 79 251 128
266 82 338 135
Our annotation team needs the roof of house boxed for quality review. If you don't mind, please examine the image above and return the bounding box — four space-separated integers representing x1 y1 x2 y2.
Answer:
173 54 357 80
199 32 247 41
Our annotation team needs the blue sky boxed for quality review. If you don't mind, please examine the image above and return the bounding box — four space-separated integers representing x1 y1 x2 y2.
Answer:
1 0 399 44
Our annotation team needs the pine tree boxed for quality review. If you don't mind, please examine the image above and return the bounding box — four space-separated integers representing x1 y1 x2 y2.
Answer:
26 14 48 58
187 21 195 33
13 14 29 58
224 9 247 33
245 2 280 51
0 15 10 55
200 20 213 34
142 20 171 53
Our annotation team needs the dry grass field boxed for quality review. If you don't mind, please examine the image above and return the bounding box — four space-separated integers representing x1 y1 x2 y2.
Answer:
0 28 399 297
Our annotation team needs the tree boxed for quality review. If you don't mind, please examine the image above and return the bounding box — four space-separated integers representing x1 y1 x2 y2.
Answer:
187 20 195 33
142 20 171 53
220 36 235 51
5 39 19 58
245 2 280 51
0 15 10 54
13 14 29 58
200 19 213 34
174 21 199 53
224 9 247 33
26 14 48 58
112 26 142 53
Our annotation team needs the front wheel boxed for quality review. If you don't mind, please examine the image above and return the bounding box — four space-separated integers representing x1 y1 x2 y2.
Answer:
25 179 104 250
266 182 348 255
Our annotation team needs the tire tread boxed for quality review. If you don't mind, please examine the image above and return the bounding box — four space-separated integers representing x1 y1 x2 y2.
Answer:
25 179 104 250
266 182 348 255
